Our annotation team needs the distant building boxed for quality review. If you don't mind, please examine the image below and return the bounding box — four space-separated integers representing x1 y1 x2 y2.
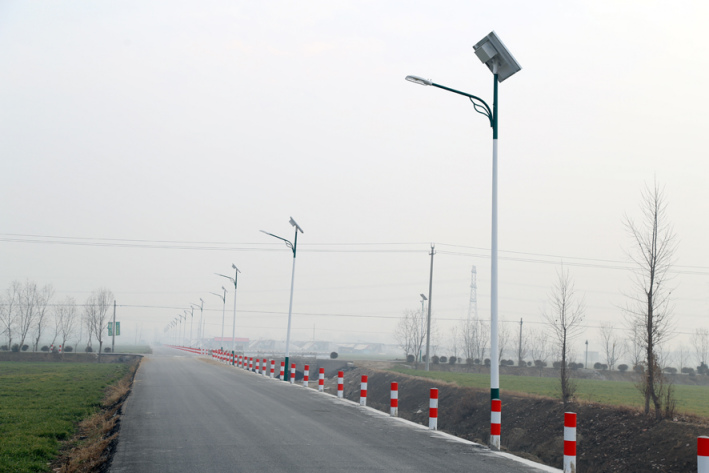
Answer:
338 342 387 355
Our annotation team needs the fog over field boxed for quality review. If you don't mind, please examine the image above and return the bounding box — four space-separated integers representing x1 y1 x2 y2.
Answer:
1 1 708 364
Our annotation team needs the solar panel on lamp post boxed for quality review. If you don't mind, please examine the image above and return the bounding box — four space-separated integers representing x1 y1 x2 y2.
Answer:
260 216 304 381
405 30 521 450
217 264 240 364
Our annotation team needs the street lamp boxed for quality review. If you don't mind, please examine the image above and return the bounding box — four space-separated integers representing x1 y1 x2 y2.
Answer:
406 30 521 449
191 300 203 345
260 216 304 381
217 264 240 364
210 287 227 350
183 310 190 344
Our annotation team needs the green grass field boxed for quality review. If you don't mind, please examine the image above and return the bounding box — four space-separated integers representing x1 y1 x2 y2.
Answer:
390 366 709 417
0 362 129 473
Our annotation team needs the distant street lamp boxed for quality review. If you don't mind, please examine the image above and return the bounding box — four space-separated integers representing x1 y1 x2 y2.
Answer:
190 301 203 343
210 287 227 350
260 217 304 381
406 30 521 420
217 264 241 362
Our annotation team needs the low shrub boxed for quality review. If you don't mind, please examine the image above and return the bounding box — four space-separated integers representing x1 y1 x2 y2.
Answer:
664 367 677 374
466 358 474 365
85 346 93 353
104 347 112 353
21 345 29 352
330 351 339 359
406 354 415 363
11 344 19 352
618 364 628 372
0 345 8 351
484 358 491 367
439 356 447 363
432 355 439 365
474 358 481 365
448 356 457 364
527 361 532 367
64 346 73 352
594 362 602 370
698 362 709 375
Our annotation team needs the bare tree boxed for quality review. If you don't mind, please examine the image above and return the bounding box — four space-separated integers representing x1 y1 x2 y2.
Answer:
394 309 429 362
542 267 585 407
691 328 709 368
31 284 54 351
674 345 691 372
628 321 645 369
0 281 21 349
16 281 41 351
599 322 625 370
529 328 550 376
55 296 79 352
623 181 677 420
449 325 461 360
85 288 114 361
497 321 511 363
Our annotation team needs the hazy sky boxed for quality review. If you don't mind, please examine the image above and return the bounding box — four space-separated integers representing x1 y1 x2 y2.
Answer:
1 1 708 360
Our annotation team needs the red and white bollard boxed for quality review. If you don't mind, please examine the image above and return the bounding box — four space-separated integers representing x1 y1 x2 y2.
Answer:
318 367 325 392
280 361 285 380
390 382 398 417
564 412 577 473
261 359 266 376
699 436 709 473
491 399 501 449
303 365 309 387
270 359 275 378
50 344 54 353
290 363 296 384
429 388 438 430
58 345 62 354
249 357 253 371
337 371 344 398
360 375 368 406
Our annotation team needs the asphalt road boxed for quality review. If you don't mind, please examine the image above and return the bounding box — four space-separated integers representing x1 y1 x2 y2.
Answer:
110 346 559 472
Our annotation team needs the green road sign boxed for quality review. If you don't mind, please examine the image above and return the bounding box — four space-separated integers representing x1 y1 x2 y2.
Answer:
108 322 121 336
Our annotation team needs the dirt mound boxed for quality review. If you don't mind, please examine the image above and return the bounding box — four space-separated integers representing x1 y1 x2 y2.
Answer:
338 368 709 472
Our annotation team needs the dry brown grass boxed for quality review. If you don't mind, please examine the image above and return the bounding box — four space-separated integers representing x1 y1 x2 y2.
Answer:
54 359 141 473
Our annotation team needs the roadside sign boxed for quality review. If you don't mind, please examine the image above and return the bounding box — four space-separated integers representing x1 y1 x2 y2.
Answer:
108 322 121 336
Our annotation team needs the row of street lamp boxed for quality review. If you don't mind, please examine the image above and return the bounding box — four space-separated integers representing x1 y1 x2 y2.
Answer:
162 31 520 450
163 217 304 380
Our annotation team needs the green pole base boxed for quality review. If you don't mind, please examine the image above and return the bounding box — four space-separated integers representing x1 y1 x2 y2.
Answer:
491 388 500 400
284 356 289 381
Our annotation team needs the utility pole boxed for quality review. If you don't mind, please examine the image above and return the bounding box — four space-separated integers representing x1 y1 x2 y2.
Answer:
518 318 523 367
111 301 116 353
585 340 589 369
419 294 427 363
425 244 435 372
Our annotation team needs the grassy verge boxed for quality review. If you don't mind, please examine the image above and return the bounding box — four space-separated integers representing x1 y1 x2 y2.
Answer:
390 366 709 417
0 362 129 473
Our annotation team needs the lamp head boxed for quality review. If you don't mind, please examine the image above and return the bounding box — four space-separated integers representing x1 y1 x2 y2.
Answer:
405 75 433 86
222 286 227 292
473 31 521 83
289 217 304 234
232 264 240 273
420 294 427 301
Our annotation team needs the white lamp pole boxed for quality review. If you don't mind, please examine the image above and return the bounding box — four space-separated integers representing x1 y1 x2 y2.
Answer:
260 217 304 380
405 30 521 450
210 288 227 351
217 264 240 363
